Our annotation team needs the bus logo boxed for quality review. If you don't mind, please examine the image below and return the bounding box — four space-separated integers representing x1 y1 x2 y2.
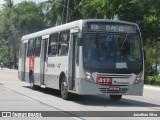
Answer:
29 57 35 72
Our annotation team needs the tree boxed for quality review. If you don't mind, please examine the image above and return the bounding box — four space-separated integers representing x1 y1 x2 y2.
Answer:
12 1 45 35
38 0 81 27
0 0 14 68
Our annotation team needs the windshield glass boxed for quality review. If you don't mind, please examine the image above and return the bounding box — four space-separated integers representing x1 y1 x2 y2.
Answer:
83 33 143 74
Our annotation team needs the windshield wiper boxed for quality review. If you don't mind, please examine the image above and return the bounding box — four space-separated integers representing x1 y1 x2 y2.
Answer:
120 33 128 50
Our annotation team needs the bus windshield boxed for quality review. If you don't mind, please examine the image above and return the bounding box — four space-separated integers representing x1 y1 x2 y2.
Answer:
83 33 143 74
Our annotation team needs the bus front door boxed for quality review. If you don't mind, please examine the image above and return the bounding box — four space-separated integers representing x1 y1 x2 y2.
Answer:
68 32 78 90
40 38 48 86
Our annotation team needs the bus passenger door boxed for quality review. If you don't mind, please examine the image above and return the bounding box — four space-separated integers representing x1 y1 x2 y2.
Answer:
68 30 79 90
40 38 48 86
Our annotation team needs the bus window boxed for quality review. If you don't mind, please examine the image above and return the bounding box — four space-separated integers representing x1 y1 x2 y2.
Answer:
48 33 58 56
34 37 42 57
27 38 34 57
59 43 68 55
58 30 70 56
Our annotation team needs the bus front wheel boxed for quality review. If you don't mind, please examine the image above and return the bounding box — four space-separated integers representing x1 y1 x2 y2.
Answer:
109 95 122 101
60 76 71 100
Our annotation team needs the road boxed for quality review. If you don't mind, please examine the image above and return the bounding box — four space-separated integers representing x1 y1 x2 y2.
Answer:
0 68 160 120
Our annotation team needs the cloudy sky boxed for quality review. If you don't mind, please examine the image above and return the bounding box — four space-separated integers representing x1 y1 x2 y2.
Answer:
0 0 47 5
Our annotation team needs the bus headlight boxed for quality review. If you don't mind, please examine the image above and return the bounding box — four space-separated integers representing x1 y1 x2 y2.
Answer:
134 72 143 84
84 71 94 83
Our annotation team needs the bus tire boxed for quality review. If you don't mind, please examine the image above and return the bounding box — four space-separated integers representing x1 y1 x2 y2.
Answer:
109 95 122 101
30 74 37 90
60 76 71 100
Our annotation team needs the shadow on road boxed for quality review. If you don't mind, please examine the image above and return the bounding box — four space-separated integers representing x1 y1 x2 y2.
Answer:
22 86 160 108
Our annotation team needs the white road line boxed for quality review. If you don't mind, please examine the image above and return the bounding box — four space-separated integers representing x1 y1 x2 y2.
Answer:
23 96 36 101
71 117 84 120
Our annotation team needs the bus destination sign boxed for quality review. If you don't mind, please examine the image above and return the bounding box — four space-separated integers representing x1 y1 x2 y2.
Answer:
87 22 137 33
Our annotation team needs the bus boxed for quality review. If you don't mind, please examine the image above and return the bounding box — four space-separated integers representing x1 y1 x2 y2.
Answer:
18 19 144 101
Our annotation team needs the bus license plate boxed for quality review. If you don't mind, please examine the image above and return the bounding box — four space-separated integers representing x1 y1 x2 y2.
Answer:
109 86 120 91
96 77 112 85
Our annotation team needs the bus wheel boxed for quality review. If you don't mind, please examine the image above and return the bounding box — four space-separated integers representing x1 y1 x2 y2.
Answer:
60 76 71 100
30 74 37 90
109 95 122 101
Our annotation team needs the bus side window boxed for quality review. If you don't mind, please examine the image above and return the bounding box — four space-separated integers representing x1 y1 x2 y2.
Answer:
27 38 34 57
48 33 58 56
58 30 70 56
34 37 42 57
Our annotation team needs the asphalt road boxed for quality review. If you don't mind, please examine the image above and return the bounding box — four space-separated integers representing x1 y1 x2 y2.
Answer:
0 68 160 120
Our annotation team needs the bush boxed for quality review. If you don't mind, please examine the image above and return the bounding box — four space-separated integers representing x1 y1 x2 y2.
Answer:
145 76 160 86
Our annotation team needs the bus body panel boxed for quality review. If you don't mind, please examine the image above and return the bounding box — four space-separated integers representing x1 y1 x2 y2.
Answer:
25 58 30 83
45 56 68 89
18 58 22 79
33 57 41 85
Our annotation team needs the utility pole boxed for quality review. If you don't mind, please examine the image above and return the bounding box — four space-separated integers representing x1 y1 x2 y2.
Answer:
66 0 70 23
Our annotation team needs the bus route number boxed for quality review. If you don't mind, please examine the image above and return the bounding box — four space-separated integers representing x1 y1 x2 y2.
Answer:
96 77 112 85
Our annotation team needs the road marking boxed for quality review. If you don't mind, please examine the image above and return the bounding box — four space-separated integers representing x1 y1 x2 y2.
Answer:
4 87 12 91
2 86 84 119
72 117 84 120
23 96 36 101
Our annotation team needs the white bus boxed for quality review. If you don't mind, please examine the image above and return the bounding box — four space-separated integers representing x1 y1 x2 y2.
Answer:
18 19 144 100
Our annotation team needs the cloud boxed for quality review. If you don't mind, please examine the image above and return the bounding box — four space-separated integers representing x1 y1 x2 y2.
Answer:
0 0 5 5
0 0 47 5
13 0 23 4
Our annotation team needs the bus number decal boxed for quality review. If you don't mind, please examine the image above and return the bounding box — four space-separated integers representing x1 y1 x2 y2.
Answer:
96 77 112 85
47 64 55 68
57 63 61 68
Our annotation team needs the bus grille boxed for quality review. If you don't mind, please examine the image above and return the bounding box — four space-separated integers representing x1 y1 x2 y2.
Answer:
97 73 132 78
99 88 128 94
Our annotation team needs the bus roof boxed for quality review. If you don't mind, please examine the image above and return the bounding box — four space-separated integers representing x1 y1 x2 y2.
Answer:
21 19 138 41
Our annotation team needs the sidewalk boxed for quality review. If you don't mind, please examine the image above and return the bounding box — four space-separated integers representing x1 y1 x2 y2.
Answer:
0 67 17 72
144 84 160 91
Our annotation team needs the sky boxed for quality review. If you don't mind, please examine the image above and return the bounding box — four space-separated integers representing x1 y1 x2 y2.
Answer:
0 0 48 9
0 0 47 6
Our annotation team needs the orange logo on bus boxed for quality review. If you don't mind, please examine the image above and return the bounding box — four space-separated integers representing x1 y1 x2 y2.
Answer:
29 57 35 72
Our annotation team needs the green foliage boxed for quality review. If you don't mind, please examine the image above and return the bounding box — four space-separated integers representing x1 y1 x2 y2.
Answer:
12 1 45 34
144 40 160 74
0 42 8 63
146 76 160 86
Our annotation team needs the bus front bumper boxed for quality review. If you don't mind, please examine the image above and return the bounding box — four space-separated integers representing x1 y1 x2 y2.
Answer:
77 78 144 96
